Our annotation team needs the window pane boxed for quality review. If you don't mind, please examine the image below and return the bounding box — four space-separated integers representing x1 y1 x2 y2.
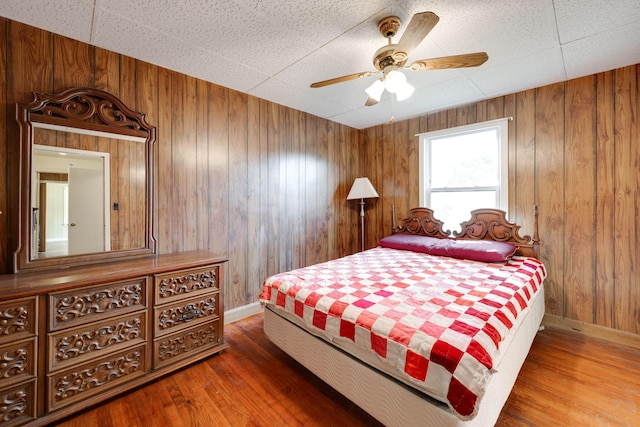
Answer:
431 129 499 188
430 191 497 232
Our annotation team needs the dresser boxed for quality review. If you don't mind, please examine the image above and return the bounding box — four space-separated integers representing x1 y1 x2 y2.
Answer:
0 251 227 427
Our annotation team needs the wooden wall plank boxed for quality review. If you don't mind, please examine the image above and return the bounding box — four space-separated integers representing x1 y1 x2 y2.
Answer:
595 71 616 329
326 121 337 261
53 34 91 90
228 89 249 309
315 119 329 264
380 123 395 238
564 76 596 323
513 90 535 235
206 82 229 257
287 108 301 268
406 117 420 214
246 94 263 300
487 97 505 122
0 19 7 272
156 67 173 255
394 119 410 225
266 102 281 275
613 65 639 333
534 83 566 317
195 80 210 251
93 47 120 96
304 114 318 266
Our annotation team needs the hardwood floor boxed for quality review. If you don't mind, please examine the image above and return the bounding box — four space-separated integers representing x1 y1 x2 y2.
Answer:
54 314 640 427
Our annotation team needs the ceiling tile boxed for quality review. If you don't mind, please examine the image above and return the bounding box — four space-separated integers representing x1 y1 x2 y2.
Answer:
562 21 640 79
469 47 567 96
554 0 640 43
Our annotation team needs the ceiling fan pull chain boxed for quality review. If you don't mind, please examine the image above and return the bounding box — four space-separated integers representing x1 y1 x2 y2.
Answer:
389 95 395 123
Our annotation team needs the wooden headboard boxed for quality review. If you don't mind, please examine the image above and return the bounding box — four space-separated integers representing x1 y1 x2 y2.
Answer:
392 206 540 259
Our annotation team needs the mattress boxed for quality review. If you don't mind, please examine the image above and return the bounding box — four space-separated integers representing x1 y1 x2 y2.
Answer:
260 247 546 420
263 284 545 426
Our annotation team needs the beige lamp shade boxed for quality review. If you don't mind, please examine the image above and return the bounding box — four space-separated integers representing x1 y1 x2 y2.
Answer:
347 177 379 200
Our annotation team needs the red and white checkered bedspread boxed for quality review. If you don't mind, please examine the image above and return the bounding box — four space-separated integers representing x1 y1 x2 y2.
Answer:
260 247 546 420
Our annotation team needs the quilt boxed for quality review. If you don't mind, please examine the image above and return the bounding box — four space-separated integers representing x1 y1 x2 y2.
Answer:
260 247 546 420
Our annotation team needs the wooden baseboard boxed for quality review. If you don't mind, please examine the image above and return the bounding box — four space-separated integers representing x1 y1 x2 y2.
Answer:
542 314 640 350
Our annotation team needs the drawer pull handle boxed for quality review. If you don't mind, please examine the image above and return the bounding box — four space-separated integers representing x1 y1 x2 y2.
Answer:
178 304 200 321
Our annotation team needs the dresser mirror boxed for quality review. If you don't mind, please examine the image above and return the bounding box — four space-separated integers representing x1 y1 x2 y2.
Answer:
14 87 156 272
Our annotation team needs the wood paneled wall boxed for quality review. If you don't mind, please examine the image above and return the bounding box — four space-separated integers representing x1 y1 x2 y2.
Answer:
363 65 640 335
1 18 638 337
0 20 362 310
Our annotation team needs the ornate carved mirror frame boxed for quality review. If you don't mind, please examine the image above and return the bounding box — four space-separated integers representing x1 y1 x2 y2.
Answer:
14 87 157 272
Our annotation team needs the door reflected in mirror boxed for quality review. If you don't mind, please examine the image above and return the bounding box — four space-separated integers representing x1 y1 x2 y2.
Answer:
32 145 110 259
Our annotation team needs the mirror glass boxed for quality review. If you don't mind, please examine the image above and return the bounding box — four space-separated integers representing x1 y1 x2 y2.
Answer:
14 87 156 272
31 127 146 259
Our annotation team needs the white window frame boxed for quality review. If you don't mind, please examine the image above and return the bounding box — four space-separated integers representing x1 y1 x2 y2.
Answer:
418 118 509 229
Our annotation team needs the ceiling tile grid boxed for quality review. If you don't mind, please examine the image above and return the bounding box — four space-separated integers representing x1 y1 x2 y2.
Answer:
0 0 639 129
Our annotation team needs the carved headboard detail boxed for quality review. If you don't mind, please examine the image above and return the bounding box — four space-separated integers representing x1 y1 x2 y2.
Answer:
392 207 451 238
392 205 540 258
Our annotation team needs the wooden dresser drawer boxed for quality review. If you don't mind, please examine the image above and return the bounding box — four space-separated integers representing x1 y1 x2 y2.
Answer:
0 339 36 389
47 344 147 411
154 293 220 337
48 311 147 372
0 379 36 427
154 265 221 305
49 278 148 331
153 319 222 369
0 298 37 345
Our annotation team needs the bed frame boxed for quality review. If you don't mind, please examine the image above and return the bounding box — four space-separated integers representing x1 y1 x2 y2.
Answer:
263 206 543 426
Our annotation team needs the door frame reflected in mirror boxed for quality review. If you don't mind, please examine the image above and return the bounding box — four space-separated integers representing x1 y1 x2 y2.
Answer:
32 143 113 259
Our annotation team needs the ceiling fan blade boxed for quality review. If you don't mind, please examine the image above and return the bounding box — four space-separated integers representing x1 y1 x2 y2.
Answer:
408 52 489 71
310 71 374 88
392 12 439 61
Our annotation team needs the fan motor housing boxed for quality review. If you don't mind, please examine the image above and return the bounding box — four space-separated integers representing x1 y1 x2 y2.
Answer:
373 44 407 70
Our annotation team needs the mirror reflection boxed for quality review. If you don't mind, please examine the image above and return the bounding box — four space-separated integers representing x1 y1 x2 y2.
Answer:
31 125 147 260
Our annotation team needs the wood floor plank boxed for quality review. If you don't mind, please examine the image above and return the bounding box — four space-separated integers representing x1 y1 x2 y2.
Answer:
54 314 640 427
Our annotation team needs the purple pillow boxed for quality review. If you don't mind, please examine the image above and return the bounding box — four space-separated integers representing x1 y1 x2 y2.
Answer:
378 234 517 263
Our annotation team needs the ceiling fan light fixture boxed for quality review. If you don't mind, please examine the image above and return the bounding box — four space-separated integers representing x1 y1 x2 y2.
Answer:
395 82 414 101
383 69 414 101
365 79 385 102
383 69 405 93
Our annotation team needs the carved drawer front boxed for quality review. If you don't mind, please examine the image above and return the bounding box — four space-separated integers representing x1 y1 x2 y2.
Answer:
154 293 220 338
49 277 148 331
154 265 221 305
0 298 37 345
0 339 36 390
153 319 222 369
48 311 147 372
0 379 36 427
47 344 147 412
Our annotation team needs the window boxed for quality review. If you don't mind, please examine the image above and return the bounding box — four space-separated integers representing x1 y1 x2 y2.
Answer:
418 118 509 232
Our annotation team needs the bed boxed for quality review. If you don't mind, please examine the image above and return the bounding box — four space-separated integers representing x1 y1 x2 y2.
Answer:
260 207 545 426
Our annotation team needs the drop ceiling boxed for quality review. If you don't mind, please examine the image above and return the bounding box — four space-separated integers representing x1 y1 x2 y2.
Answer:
1 0 639 129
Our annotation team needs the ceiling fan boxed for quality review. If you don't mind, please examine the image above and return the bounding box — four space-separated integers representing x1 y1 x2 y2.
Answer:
310 12 489 106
